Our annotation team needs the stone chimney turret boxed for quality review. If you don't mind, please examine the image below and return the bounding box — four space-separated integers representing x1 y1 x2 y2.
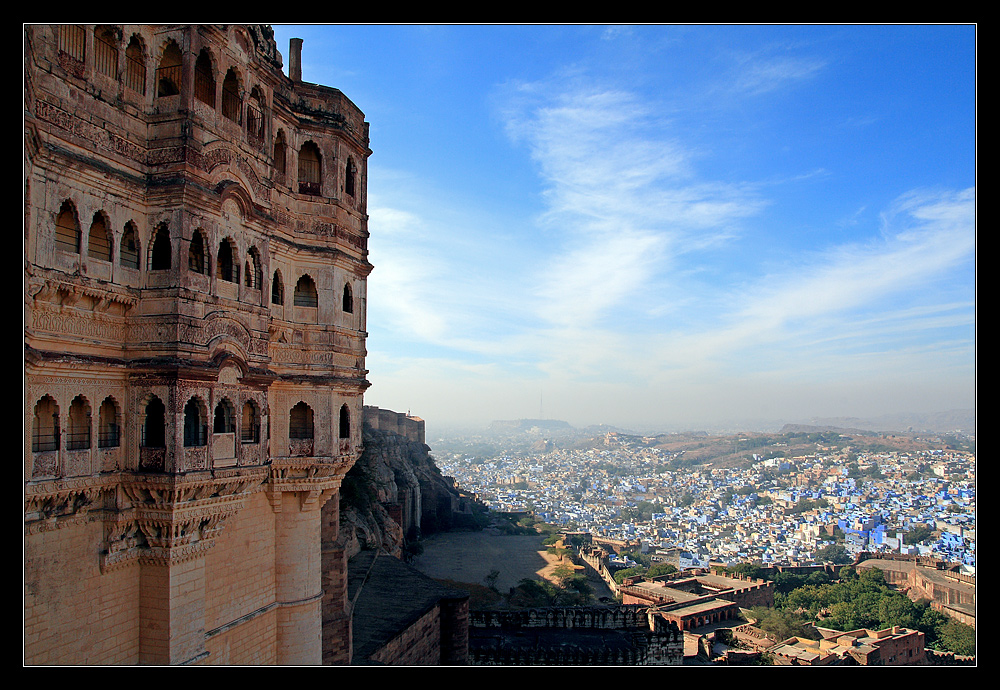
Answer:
289 38 303 82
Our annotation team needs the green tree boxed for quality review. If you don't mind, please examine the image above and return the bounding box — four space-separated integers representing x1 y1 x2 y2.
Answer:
725 563 766 581
747 606 812 641
904 524 934 545
934 620 976 656
814 543 851 565
483 568 500 594
613 566 646 584
646 563 678 578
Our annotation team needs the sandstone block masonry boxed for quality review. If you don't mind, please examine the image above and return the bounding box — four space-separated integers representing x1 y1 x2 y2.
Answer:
25 25 371 665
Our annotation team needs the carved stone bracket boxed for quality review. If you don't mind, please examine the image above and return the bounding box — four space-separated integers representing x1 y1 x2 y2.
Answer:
265 457 354 512
24 476 108 531
113 468 268 566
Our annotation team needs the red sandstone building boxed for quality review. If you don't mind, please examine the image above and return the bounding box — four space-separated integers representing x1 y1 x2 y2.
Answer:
25 25 372 664
618 571 774 631
771 626 926 666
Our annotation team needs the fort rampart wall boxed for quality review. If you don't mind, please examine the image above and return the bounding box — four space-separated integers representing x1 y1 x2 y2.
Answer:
363 405 425 444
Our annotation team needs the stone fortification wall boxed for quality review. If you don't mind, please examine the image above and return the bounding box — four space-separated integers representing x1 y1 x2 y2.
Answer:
468 605 683 666
471 604 650 630
364 405 425 444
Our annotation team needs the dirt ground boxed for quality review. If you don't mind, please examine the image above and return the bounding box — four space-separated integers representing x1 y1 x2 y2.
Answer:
410 530 571 593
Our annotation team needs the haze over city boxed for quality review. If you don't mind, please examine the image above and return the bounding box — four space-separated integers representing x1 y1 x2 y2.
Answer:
271 24 976 430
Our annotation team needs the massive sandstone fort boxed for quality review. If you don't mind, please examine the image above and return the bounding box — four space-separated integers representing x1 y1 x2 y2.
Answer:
24 25 372 664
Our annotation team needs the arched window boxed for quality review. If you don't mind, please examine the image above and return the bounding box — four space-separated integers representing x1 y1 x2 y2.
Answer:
339 404 350 439
222 68 241 122
293 275 318 307
298 142 322 196
217 239 238 283
273 131 287 181
247 87 265 146
342 283 354 314
150 224 171 270
194 49 215 107
125 36 146 95
271 270 284 306
120 222 140 269
345 157 357 197
241 401 260 443
156 41 182 97
142 396 166 448
189 230 207 274
94 27 117 79
98 397 120 449
245 247 262 290
55 201 80 254
67 395 91 451
289 402 314 440
214 398 235 434
32 396 60 452
183 398 207 447
88 213 112 261
58 25 86 63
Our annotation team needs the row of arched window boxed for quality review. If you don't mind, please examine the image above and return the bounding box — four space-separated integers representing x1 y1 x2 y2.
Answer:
31 394 351 455
55 202 143 268
188 229 261 288
31 394 259 453
273 133 359 199
271 271 354 313
59 26 267 150
52 198 356 315
56 26 361 200
32 394 122 453
180 397 261 447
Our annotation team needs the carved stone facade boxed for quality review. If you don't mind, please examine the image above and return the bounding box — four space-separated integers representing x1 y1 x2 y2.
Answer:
24 24 371 665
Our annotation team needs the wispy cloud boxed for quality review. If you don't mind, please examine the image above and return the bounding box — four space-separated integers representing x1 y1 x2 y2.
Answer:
731 50 826 95
498 77 765 330
364 42 973 427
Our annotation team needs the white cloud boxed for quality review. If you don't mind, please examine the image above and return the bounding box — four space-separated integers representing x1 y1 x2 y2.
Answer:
731 51 826 95
366 63 973 429
499 78 765 331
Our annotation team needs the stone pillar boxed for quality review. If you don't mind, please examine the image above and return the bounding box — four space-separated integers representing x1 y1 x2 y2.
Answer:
138 555 207 665
322 545 351 664
319 491 351 664
439 596 469 665
273 489 324 665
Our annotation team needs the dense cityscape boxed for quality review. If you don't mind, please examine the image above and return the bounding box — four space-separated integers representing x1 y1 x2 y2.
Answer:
433 424 976 572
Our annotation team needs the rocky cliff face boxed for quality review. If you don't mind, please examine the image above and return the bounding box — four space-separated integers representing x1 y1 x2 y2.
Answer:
338 423 476 559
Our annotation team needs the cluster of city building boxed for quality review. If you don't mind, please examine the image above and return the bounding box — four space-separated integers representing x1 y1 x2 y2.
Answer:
437 434 975 572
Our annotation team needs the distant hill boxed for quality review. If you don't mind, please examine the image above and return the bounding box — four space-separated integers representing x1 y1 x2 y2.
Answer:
792 409 975 435
489 419 573 432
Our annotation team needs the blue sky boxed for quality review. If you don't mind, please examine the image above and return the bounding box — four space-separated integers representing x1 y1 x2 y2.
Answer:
271 25 976 431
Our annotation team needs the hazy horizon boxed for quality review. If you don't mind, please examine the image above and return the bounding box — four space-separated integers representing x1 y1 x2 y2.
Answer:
272 25 976 431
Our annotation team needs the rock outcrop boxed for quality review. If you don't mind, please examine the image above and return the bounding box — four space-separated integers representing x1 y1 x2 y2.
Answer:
338 416 481 559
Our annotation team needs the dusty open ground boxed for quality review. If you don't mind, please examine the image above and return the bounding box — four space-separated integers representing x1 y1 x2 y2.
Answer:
411 530 568 592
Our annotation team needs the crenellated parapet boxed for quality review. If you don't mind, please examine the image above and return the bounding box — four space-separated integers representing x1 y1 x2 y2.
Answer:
468 605 683 666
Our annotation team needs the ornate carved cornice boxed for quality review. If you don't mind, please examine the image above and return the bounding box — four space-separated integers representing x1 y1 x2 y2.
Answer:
28 276 139 312
24 468 269 570
24 474 109 529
